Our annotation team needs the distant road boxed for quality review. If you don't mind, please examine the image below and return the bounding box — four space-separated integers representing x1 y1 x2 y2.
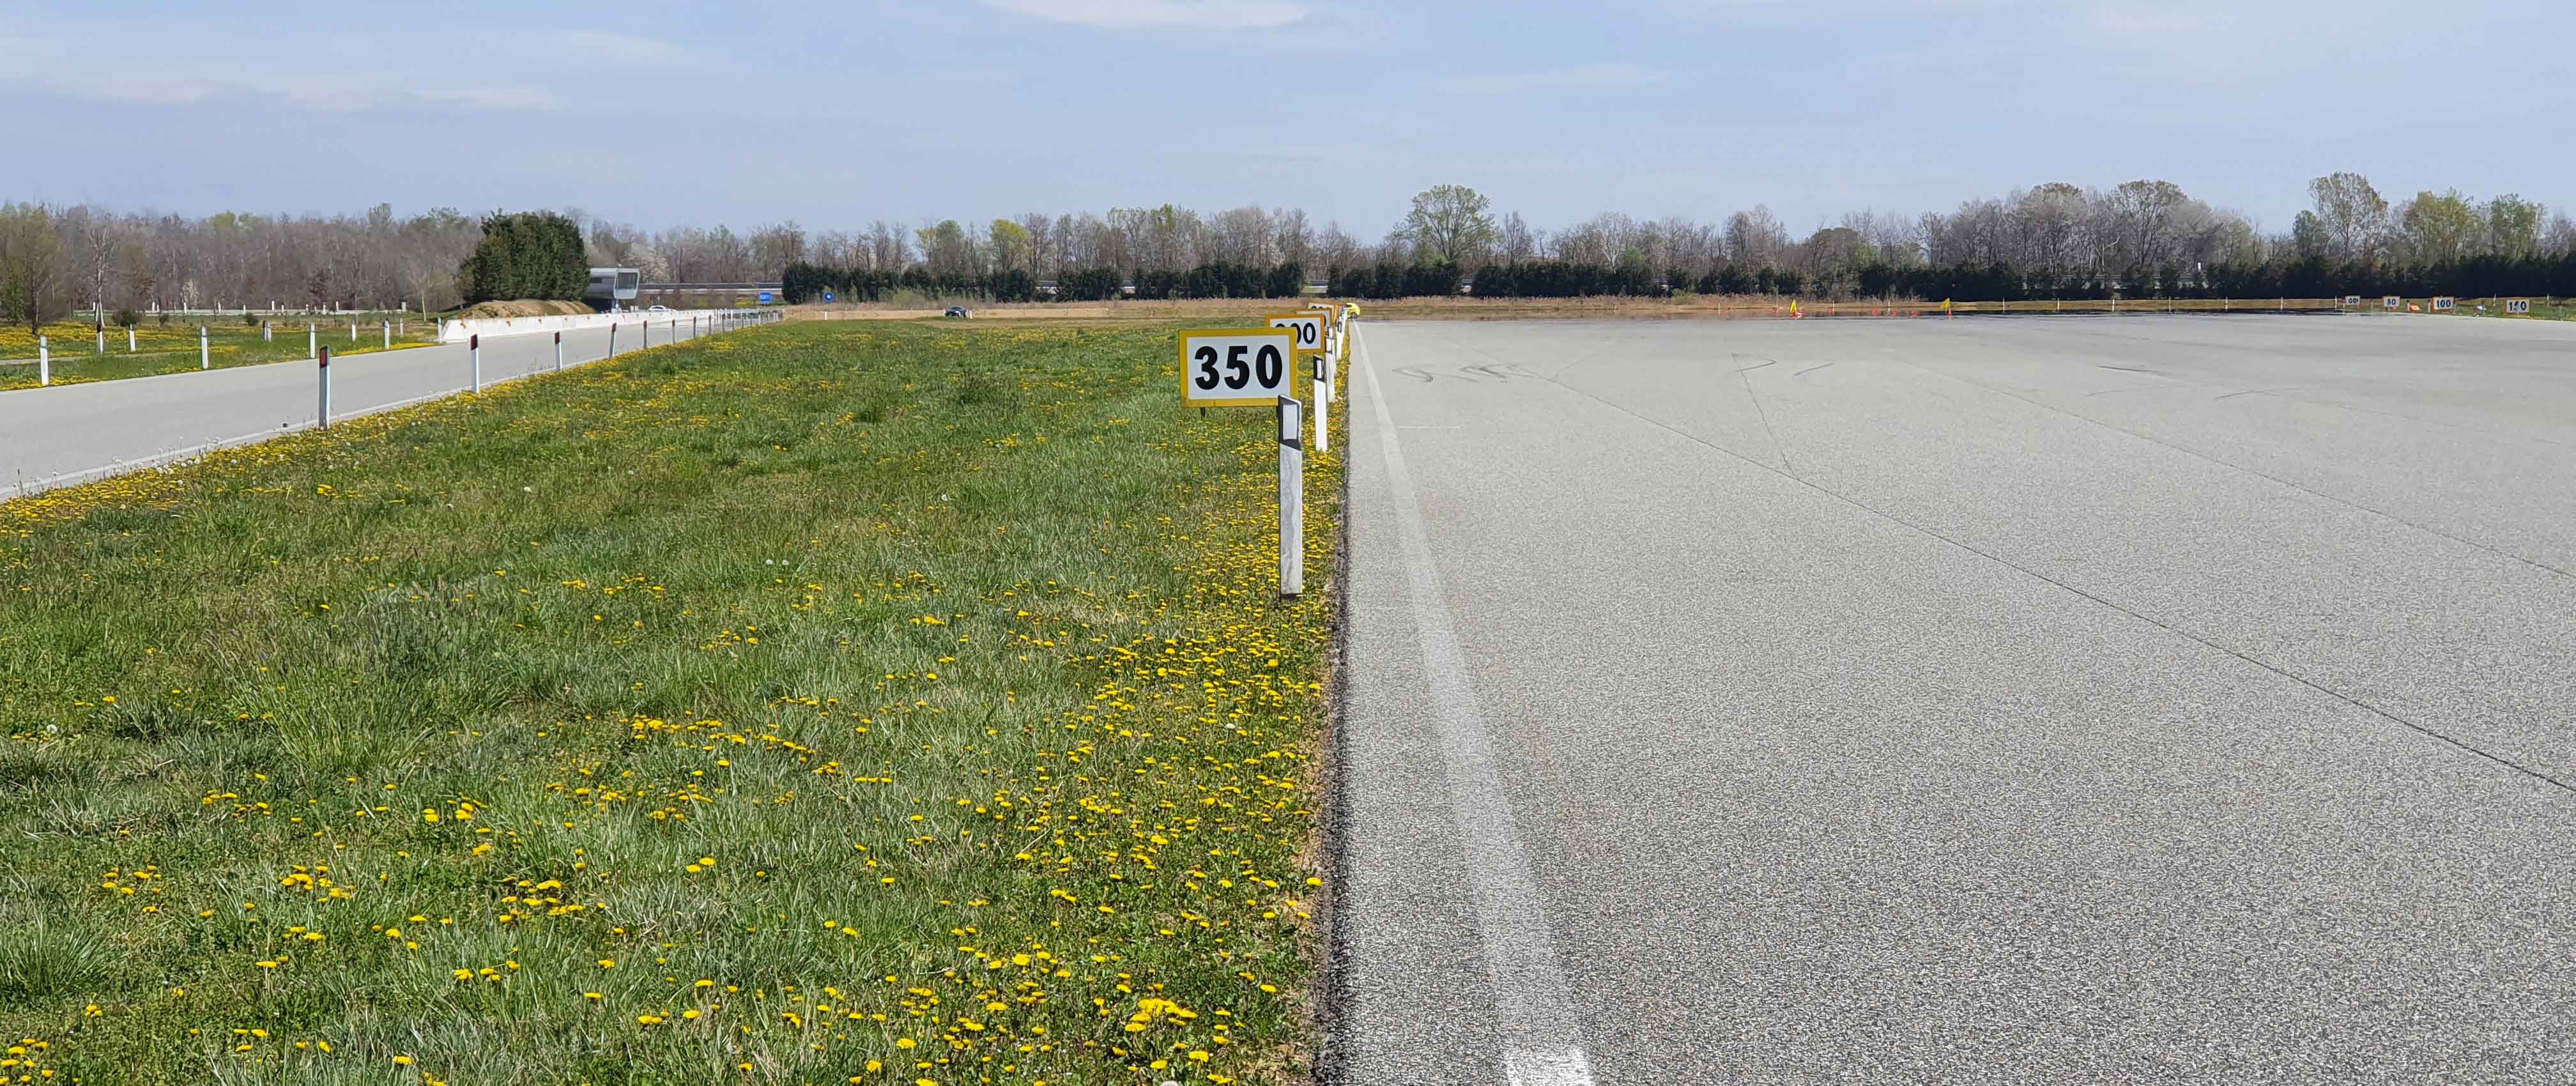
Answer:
2 319 711 496
1335 314 2576 1084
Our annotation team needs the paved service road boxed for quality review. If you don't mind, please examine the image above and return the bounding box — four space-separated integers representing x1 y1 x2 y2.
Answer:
1 317 744 495
1334 315 2576 1085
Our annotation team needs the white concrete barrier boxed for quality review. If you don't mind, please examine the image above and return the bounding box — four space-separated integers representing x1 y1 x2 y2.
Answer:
438 308 753 343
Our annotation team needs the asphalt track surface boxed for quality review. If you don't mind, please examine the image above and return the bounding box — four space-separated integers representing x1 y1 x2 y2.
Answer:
1333 314 2576 1085
1 317 747 496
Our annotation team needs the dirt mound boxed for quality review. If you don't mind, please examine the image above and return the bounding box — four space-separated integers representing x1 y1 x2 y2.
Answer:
457 300 592 319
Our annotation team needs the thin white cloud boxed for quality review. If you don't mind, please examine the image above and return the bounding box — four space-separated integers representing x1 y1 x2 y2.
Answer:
556 30 691 63
1431 63 1665 97
978 0 1308 29
417 85 563 111
0 68 558 112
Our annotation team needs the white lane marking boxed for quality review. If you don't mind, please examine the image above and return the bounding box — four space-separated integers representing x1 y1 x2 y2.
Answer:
1357 325 1596 1085
1507 1046 1599 1086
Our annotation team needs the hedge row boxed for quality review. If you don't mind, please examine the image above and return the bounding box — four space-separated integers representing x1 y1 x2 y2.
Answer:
1329 261 1464 300
1467 255 2576 302
457 212 586 304
1847 253 2576 302
780 261 1306 304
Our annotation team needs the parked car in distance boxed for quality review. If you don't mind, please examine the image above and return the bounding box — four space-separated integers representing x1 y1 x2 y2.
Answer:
944 307 970 318
647 305 672 312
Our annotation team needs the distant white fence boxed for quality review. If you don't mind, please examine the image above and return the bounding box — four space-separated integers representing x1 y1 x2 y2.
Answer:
438 308 769 343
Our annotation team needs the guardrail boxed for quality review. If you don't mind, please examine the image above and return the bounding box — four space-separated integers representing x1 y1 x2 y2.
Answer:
438 307 776 343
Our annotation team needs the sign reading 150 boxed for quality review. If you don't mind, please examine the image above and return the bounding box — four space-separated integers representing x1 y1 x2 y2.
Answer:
1177 329 1296 407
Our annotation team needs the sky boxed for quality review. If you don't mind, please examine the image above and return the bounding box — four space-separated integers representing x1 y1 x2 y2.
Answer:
6 0 2569 238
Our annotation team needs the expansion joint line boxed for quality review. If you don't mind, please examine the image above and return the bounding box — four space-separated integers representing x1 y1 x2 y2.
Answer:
1890 358 2576 583
1526 369 2576 800
1731 352 1794 472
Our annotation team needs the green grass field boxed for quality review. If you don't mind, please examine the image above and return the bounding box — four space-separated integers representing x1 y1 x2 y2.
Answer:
0 317 1343 1085
0 317 439 392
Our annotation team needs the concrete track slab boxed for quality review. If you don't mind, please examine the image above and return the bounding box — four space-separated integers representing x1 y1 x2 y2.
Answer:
1333 315 2576 1085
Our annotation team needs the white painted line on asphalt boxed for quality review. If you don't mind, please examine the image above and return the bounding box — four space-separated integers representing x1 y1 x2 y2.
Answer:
1357 326 1597 1086
1506 1046 1598 1086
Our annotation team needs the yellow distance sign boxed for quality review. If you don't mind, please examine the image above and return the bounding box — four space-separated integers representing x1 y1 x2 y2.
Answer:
1266 312 1326 361
1178 328 1298 408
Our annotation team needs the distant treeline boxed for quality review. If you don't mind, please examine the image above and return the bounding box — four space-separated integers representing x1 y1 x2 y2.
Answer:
789 252 2576 307
780 261 1308 303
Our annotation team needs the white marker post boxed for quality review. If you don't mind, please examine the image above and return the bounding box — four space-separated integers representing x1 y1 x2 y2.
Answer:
553 330 563 371
199 326 209 369
263 321 272 344
349 321 357 342
307 323 316 359
316 347 332 429
1310 348 1331 454
608 323 617 358
1278 395 1304 599
470 333 482 393
95 326 103 354
383 320 390 349
127 326 135 352
37 336 47 386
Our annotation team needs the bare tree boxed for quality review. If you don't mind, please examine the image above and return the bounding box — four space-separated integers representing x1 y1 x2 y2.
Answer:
2542 213 2576 257
1314 221 1361 273
1269 208 1313 270
2309 172 2388 263
1724 206 1789 269
1496 211 1537 264
1208 205 1273 266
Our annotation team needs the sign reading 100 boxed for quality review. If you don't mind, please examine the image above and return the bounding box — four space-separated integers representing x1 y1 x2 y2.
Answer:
1177 329 1296 408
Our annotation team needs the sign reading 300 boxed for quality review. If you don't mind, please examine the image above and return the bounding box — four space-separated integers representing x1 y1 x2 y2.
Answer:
1177 329 1297 408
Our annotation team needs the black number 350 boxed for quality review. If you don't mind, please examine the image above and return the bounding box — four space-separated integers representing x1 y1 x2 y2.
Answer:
1193 343 1285 392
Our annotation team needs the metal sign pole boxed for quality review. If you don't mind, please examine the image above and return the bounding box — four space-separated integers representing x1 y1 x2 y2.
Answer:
1278 395 1304 599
